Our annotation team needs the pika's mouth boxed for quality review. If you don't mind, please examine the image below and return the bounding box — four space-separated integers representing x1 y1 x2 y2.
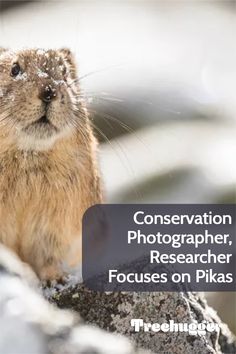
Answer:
23 114 59 138
37 115 51 125
31 114 57 131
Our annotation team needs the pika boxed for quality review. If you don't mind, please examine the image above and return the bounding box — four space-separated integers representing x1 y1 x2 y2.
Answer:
0 48 102 280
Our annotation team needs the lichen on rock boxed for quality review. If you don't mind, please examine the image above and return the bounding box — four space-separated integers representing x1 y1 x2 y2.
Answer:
50 284 236 353
0 245 235 354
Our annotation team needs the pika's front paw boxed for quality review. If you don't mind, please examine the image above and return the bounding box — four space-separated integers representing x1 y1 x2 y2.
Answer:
38 264 65 281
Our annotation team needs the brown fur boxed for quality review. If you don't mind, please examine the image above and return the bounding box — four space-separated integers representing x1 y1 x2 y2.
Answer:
0 48 102 279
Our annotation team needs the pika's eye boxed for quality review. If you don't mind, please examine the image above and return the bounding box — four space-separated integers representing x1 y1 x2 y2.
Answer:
11 63 21 77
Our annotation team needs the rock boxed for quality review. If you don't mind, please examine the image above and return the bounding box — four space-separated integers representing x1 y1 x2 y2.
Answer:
0 244 235 354
50 284 236 354
0 245 148 354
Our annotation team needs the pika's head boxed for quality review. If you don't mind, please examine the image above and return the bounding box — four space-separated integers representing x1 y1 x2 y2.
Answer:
0 48 82 150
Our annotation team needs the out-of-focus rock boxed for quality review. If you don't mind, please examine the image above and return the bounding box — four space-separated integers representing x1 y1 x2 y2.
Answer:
0 245 148 354
206 292 236 335
99 121 236 204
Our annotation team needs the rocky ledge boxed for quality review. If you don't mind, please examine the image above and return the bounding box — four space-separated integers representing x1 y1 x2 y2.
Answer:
0 245 235 354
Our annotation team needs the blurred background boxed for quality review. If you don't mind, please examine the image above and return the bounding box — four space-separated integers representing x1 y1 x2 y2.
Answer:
0 0 235 334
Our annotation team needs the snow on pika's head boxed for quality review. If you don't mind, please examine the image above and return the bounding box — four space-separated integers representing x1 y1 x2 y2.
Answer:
0 48 83 150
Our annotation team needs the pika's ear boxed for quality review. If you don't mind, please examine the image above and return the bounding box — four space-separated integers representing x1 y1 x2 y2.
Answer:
59 48 77 79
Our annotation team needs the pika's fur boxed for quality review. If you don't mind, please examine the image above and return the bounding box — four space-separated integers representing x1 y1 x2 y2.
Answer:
0 48 102 280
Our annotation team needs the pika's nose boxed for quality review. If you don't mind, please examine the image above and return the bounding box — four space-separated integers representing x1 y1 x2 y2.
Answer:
40 85 57 103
